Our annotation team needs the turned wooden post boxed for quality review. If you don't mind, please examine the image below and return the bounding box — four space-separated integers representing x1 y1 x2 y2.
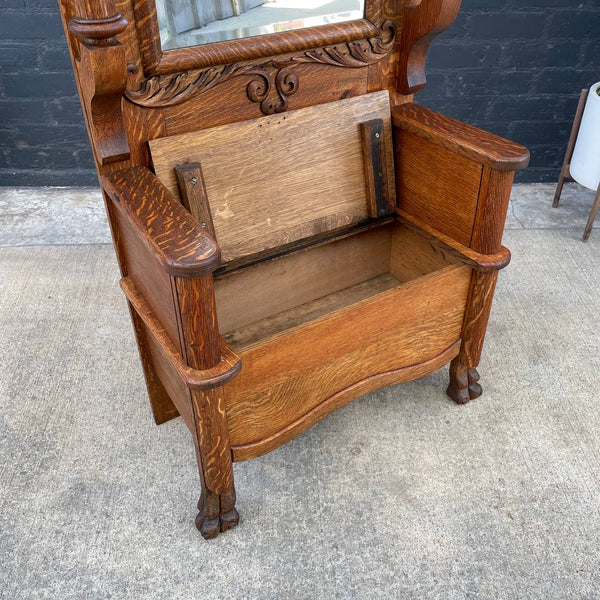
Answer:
174 276 239 539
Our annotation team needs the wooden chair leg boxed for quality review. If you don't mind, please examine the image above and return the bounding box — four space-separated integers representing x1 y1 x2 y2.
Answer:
553 89 589 208
191 387 239 539
553 169 568 209
447 271 498 404
174 275 239 539
447 357 482 404
583 183 600 241
128 303 179 424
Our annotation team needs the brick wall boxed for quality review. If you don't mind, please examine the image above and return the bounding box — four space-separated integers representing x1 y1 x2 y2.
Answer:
0 0 599 185
0 0 97 185
419 0 600 183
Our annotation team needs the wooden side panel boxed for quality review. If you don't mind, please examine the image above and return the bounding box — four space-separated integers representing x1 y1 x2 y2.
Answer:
214 226 392 333
390 222 454 281
150 91 394 263
140 319 194 431
232 340 460 462
224 264 471 447
394 128 483 246
111 207 180 345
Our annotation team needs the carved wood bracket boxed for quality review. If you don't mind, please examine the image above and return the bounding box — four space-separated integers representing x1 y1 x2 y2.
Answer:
68 14 131 165
125 21 395 115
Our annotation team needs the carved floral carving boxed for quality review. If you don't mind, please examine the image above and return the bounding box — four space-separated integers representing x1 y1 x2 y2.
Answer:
125 21 395 115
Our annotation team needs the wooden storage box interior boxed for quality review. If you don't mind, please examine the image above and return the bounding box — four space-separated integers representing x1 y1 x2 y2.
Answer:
214 222 459 352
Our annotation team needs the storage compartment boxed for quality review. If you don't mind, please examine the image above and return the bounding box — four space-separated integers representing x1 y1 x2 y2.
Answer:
214 221 459 352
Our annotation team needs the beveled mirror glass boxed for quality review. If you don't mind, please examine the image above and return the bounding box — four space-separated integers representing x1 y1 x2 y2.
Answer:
157 0 366 50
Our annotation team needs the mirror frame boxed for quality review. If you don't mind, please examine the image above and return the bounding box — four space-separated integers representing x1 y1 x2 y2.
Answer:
134 0 387 75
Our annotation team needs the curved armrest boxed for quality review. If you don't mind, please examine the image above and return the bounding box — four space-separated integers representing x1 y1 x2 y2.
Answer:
392 103 529 171
395 208 511 272
101 166 221 277
121 277 241 389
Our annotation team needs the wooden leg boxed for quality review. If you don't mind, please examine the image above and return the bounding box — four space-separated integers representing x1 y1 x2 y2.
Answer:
127 303 179 424
172 275 239 537
446 358 482 404
447 270 498 404
191 387 239 539
583 183 600 241
552 168 568 208
553 89 589 208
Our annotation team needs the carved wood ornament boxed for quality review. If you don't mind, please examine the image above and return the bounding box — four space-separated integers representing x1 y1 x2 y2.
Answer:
126 21 396 114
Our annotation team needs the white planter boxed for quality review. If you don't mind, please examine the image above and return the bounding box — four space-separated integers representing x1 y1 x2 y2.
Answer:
570 82 600 192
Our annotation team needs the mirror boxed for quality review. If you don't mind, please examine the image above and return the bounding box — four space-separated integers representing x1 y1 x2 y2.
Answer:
157 0 366 50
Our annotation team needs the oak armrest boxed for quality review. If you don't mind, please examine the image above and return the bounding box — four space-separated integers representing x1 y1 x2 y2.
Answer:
101 166 221 278
391 103 529 171
121 277 241 389
395 208 511 272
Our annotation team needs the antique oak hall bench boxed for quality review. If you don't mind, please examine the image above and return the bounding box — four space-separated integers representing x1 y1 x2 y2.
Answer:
58 0 529 538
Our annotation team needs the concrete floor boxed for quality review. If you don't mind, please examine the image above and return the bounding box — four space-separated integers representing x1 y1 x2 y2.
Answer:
0 183 599 599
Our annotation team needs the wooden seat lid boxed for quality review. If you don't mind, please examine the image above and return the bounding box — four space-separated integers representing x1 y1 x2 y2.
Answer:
149 90 395 265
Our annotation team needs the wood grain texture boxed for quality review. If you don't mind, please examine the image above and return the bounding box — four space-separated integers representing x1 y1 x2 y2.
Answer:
150 91 394 263
121 100 166 169
459 270 499 370
191 388 239 539
127 22 395 114
173 273 239 538
67 13 130 165
394 127 482 246
390 222 457 280
102 166 221 277
447 269 498 404
215 217 393 276
392 103 530 171
126 301 179 425
395 209 511 272
174 275 221 369
121 277 241 390
225 274 401 350
232 340 460 461
214 225 392 334
175 163 217 239
138 316 196 431
397 0 462 94
111 204 181 345
161 62 369 136
224 264 471 448
56 0 530 536
470 167 515 254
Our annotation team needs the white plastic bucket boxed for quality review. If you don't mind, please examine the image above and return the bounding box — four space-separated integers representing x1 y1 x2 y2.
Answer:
570 82 600 192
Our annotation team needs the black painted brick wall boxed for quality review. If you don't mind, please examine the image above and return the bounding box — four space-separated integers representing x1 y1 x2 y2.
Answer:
419 0 600 183
0 0 599 185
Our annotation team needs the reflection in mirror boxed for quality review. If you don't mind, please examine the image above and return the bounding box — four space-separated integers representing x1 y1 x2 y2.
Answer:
157 0 366 50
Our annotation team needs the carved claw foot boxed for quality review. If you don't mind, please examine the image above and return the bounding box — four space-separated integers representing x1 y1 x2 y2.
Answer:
196 490 239 539
446 357 482 404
